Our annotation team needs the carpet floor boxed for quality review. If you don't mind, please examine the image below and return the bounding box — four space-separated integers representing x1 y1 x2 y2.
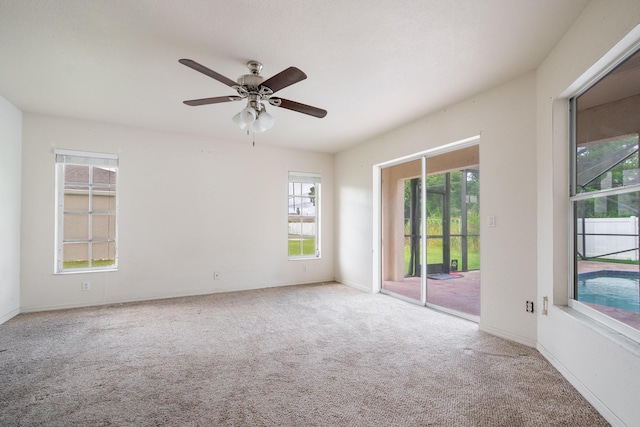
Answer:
0 282 608 426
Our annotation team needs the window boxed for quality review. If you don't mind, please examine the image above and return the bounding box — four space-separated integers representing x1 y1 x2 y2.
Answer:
570 47 640 333
288 172 320 259
55 150 118 273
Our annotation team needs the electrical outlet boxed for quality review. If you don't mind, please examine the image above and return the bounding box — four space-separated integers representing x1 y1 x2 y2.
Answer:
82 281 90 291
213 271 220 280
526 301 534 313
303 265 307 273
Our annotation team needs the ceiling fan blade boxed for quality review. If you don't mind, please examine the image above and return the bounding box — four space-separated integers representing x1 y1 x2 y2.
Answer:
271 98 327 118
262 67 307 93
183 96 242 106
179 59 238 87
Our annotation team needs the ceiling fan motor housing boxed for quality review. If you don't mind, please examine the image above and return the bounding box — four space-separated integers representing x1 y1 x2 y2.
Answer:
237 74 263 89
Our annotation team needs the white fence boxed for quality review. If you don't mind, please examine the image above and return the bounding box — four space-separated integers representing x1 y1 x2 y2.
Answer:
577 216 639 261
288 222 316 237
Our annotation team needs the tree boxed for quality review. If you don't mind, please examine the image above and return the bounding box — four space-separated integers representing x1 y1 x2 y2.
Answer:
308 186 316 206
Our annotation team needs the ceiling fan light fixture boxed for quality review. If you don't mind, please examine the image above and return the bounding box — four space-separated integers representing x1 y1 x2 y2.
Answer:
232 112 248 130
254 110 275 133
239 106 257 124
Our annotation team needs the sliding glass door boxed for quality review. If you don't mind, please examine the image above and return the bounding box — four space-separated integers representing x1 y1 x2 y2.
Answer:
381 146 480 320
424 165 480 317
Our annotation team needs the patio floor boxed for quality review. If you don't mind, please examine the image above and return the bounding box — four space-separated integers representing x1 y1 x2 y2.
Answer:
382 270 480 317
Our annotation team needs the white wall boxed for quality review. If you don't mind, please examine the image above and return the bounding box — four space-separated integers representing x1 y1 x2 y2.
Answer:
536 1 640 425
21 114 334 311
0 95 22 324
335 72 539 346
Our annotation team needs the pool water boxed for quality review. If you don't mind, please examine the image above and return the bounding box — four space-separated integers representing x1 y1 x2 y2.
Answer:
577 270 640 313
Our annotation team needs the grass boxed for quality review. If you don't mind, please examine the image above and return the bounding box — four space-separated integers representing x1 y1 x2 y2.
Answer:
63 259 115 269
584 257 639 265
404 240 480 272
288 237 316 257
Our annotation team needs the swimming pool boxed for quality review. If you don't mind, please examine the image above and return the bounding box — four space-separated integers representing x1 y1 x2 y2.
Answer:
577 270 640 313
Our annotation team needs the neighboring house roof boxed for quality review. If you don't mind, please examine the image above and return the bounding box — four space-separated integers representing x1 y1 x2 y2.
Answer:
65 165 116 189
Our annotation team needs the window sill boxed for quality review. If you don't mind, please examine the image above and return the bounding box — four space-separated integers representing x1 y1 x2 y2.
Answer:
562 301 640 352
55 268 118 275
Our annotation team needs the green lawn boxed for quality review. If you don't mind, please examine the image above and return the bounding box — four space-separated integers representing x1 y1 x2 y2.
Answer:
404 241 480 272
586 257 639 265
288 237 316 257
63 259 116 269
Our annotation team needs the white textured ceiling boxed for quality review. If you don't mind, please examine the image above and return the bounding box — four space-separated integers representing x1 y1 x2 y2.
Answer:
0 0 590 153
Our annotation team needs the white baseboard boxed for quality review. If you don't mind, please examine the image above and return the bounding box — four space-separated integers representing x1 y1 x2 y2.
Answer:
19 279 340 314
336 278 373 293
537 343 624 427
0 307 20 325
478 323 537 348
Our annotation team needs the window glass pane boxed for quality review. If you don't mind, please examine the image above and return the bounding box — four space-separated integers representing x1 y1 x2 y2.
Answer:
93 167 116 186
288 238 302 257
302 237 316 256
288 217 301 235
575 134 639 193
576 191 639 221
289 196 304 215
65 165 89 185
301 182 314 196
92 194 115 212
288 196 296 214
299 197 315 217
91 242 115 266
575 194 639 260
63 242 88 269
63 214 89 240
92 214 116 239
575 193 640 327
64 192 89 211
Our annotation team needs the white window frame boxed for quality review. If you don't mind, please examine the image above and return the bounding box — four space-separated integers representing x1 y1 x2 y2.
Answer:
54 149 119 274
288 172 321 260
568 44 640 343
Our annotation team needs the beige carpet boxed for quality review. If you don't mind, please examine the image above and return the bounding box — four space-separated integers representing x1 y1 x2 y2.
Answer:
0 282 608 426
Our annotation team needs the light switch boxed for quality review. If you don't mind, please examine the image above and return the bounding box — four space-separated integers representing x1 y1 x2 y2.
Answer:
488 215 496 227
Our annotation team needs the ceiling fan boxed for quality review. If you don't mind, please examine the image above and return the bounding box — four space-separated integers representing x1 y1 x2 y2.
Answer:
179 59 327 133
